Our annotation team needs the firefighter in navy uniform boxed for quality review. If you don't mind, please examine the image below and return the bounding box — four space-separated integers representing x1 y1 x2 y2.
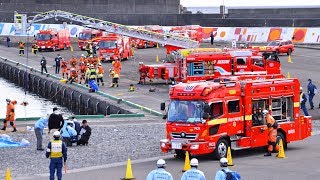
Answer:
46 131 67 180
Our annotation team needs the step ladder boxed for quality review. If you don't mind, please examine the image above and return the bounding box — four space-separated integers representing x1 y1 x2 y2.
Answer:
27 10 200 49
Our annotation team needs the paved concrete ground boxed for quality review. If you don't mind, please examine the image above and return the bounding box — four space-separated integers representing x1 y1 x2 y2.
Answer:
22 134 320 180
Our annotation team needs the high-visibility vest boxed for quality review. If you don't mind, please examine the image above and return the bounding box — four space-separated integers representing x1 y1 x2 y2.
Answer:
50 140 63 158
89 68 97 79
114 73 119 78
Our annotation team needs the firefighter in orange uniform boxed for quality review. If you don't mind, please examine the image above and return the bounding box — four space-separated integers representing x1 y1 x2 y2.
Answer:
18 41 25 56
61 58 69 79
1 99 17 132
96 63 105 86
78 62 87 84
263 110 279 156
112 59 122 77
69 56 77 68
138 62 149 85
79 54 86 64
68 68 78 84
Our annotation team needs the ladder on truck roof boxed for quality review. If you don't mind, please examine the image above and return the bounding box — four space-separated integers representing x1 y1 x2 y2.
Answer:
27 10 200 49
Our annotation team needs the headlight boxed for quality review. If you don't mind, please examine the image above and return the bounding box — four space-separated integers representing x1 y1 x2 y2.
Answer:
190 144 199 150
161 142 166 148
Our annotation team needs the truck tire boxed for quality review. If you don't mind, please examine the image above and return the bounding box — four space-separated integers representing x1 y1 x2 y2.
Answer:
174 150 185 159
214 138 229 159
287 48 292 55
277 132 287 150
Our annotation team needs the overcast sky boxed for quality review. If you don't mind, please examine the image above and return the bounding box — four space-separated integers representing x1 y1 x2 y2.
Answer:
180 0 320 7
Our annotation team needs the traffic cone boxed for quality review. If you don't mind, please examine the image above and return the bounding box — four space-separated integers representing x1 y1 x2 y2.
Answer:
156 55 159 62
121 158 135 180
287 72 291 78
70 45 74 52
288 55 293 63
5 168 11 180
277 139 287 158
227 147 234 166
182 151 191 172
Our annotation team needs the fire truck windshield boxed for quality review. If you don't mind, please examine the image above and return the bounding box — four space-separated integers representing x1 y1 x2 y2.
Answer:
36 34 51 41
99 41 117 49
168 100 203 123
78 33 92 40
267 41 280 46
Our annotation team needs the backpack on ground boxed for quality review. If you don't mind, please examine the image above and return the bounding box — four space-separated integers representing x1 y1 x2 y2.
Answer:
222 169 241 180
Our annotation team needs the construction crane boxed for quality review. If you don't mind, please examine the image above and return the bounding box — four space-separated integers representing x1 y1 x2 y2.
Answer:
27 10 200 49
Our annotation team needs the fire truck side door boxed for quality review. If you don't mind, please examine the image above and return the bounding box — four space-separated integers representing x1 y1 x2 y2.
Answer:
250 124 268 147
226 99 244 134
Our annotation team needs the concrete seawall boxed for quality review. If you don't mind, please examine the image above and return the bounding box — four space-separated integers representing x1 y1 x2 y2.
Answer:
0 57 134 116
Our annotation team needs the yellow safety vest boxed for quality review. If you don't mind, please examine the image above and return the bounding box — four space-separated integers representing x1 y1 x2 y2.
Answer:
114 73 119 78
50 140 63 158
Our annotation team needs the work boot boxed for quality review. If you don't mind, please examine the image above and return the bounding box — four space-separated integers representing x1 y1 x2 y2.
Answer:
1 127 6 131
102 82 104 86
264 152 272 156
12 128 17 132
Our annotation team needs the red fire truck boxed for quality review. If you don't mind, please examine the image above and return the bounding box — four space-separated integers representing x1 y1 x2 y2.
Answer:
250 39 295 55
35 29 71 51
77 29 103 50
160 77 312 159
169 25 203 43
142 48 281 84
135 25 163 49
97 34 132 62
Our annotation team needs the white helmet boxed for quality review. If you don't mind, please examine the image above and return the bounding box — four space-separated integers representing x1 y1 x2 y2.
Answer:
53 131 60 137
300 87 303 91
262 110 269 115
220 157 228 167
81 54 85 57
190 158 199 166
156 159 166 168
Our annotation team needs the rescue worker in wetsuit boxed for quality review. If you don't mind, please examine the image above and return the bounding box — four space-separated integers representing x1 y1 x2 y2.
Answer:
263 110 279 156
181 158 206 180
68 68 78 84
18 41 25 56
61 58 69 79
146 159 173 180
1 99 17 132
96 63 104 86
46 131 67 180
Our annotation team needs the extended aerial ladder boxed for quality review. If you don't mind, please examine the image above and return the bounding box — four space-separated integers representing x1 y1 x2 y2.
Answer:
27 10 200 49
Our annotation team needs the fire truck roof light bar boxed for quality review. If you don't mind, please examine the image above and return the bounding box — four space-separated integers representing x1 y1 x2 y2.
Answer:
27 10 200 49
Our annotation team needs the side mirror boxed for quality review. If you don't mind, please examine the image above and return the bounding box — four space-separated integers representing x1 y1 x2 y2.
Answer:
162 114 167 120
75 34 78 37
160 102 166 111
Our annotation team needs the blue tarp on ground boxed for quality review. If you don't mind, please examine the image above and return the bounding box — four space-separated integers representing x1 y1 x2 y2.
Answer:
0 135 30 148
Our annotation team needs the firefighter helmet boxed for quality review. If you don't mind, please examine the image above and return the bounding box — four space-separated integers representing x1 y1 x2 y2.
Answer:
98 63 102 66
70 68 75 71
90 64 94 68
156 159 166 168
190 158 199 166
300 87 303 91
53 131 60 138
262 110 269 115
220 158 228 167
87 63 90 67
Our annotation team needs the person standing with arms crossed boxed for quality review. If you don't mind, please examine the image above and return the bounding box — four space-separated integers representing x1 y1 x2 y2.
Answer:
46 131 67 180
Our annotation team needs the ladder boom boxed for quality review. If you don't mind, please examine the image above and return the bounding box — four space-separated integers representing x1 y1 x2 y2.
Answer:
28 10 200 49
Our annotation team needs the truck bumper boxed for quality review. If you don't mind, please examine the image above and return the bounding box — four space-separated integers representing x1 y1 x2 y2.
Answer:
160 139 215 155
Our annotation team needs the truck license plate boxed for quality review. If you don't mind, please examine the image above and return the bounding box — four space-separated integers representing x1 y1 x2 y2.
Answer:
172 142 182 149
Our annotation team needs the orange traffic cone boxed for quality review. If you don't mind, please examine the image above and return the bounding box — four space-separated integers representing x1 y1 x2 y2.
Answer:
227 147 234 166
277 139 287 159
287 72 291 78
121 158 135 180
288 55 293 63
5 168 11 180
182 151 191 172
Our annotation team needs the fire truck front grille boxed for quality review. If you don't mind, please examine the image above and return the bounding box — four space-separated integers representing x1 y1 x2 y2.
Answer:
171 132 198 140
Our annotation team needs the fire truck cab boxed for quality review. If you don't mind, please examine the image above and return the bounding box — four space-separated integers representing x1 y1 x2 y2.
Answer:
145 48 281 83
97 34 132 62
77 29 103 50
160 77 312 159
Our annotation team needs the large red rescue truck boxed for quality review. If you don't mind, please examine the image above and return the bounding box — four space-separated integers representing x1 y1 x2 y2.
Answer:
77 29 103 50
96 34 132 62
35 29 71 51
142 48 281 83
160 77 312 159
135 25 163 49
170 25 203 43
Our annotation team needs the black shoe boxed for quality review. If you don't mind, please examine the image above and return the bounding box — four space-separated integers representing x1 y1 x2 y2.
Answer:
37 148 45 151
1 127 6 131
264 152 272 156
309 107 314 110
12 128 17 132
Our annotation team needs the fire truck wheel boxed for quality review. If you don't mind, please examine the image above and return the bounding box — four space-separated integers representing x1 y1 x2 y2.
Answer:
276 132 287 150
287 48 292 55
174 150 185 159
214 138 229 159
